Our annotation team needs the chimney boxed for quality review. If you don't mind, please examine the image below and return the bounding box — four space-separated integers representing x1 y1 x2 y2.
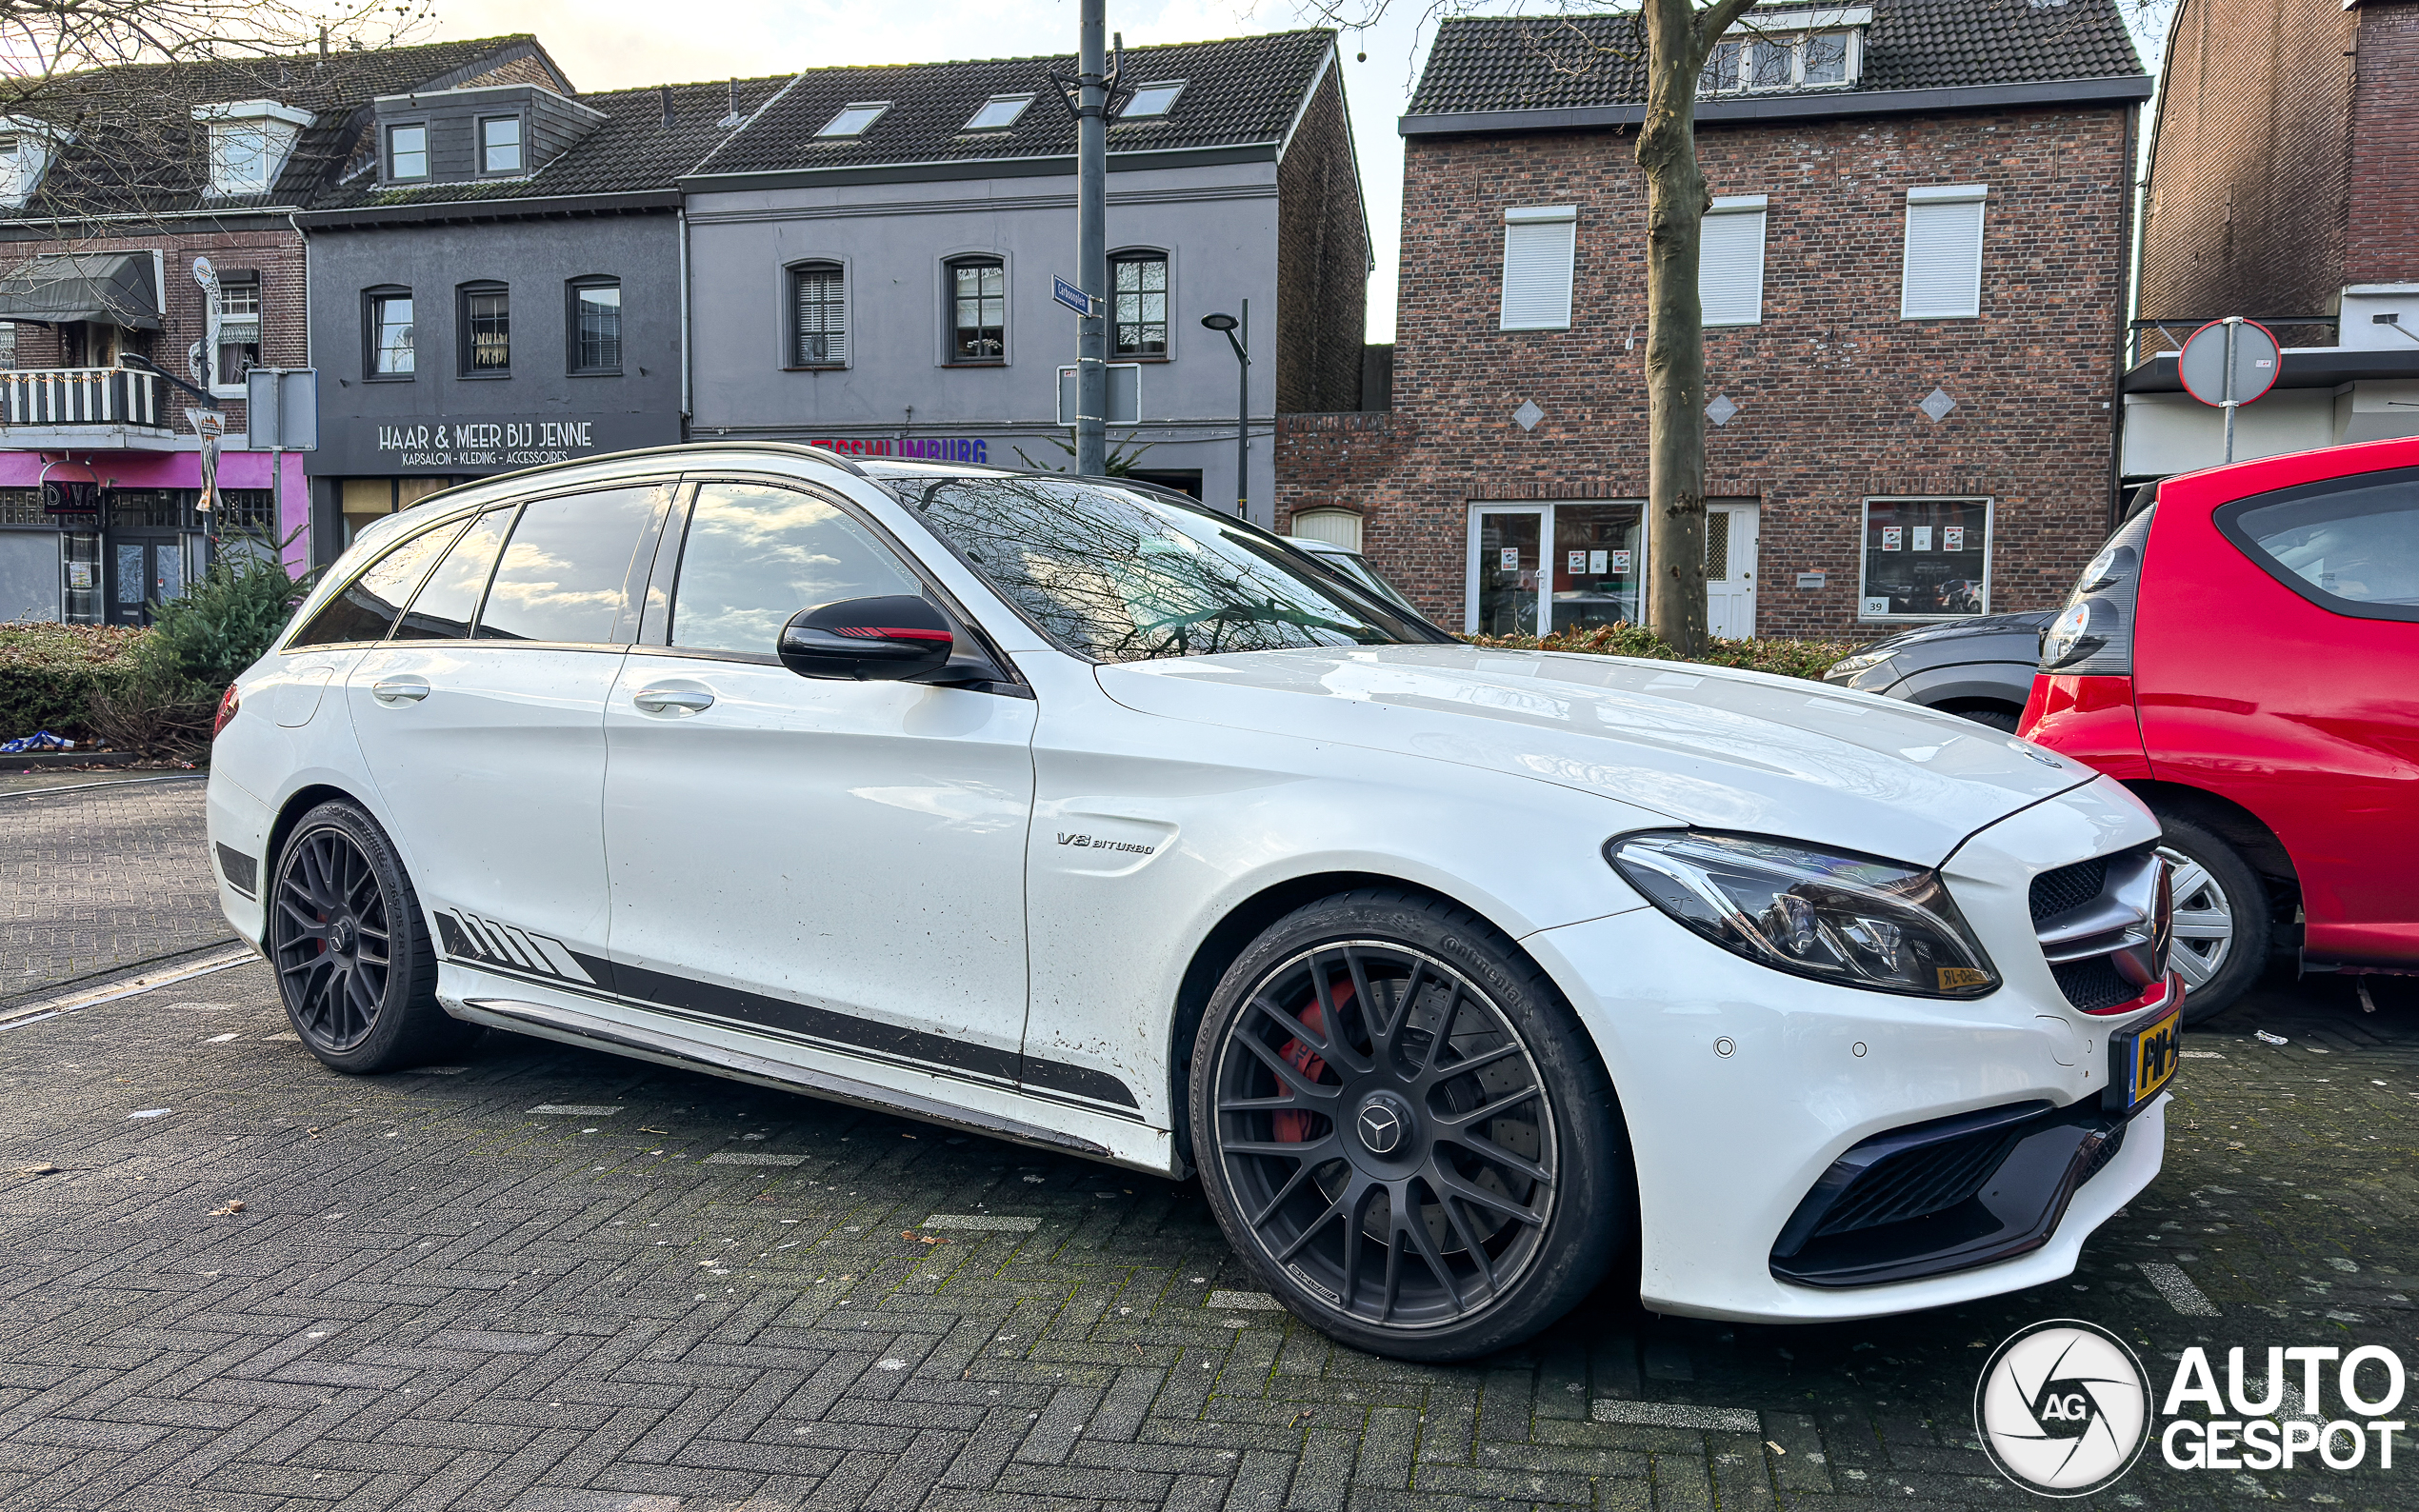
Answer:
659 84 673 127
318 26 329 56
718 77 743 129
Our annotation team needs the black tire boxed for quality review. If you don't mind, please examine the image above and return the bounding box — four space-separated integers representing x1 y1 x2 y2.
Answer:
269 800 475 1072
1189 888 1629 1362
1939 702 2021 733
2155 814 2270 1026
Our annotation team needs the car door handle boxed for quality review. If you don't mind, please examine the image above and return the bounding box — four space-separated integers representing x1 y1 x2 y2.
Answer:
370 677 430 705
632 686 714 714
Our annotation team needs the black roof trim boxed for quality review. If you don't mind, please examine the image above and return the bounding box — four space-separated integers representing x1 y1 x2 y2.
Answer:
1400 73 2152 136
295 188 679 229
680 140 1277 192
2123 347 2419 394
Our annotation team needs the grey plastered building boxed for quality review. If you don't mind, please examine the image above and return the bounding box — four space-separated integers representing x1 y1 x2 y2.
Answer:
295 72 783 563
678 31 1370 524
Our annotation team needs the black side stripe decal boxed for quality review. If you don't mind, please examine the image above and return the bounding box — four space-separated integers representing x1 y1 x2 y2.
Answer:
435 909 1138 1110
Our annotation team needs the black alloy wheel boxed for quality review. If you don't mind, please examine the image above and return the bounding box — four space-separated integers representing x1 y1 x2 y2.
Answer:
270 801 470 1072
1192 890 1627 1361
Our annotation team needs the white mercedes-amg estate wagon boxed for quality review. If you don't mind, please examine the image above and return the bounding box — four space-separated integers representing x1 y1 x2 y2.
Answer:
206 444 2183 1360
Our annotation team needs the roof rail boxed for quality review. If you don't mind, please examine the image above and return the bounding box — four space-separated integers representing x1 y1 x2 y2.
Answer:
371 440 874 515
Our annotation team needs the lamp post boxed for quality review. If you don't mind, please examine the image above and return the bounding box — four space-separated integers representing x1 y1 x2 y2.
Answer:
1201 302 1248 518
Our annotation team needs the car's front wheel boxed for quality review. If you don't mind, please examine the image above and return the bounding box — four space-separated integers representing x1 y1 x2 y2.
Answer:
2156 814 2271 1025
1189 889 1629 1361
270 800 474 1072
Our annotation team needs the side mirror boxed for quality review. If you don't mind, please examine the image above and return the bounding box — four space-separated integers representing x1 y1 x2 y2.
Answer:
778 595 954 681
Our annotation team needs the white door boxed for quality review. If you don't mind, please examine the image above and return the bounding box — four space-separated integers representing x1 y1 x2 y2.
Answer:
344 483 668 980
1705 502 1760 639
597 479 1039 1100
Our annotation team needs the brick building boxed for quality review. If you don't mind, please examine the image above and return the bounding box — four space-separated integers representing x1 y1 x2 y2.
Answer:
1277 0 2150 640
0 35 569 625
2120 0 2419 480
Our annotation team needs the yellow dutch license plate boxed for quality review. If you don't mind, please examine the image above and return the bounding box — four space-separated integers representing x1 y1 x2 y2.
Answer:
2128 1008 2181 1107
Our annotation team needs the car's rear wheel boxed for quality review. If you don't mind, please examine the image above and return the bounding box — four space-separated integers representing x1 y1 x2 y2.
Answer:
270 800 474 1072
2156 815 2270 1025
1189 889 1628 1362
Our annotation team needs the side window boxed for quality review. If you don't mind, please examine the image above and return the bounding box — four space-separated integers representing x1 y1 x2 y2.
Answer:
288 521 465 648
392 507 514 641
475 486 663 644
668 482 924 657
2220 468 2419 621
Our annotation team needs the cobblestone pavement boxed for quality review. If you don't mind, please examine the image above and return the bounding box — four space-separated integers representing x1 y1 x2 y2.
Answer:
0 949 2411 1512
0 777 230 1005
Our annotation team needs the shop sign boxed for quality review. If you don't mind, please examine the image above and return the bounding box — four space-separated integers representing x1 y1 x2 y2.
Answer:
809 437 990 462
376 420 605 469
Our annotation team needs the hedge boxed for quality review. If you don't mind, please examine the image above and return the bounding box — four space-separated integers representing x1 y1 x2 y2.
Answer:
0 622 148 742
1463 622 1861 682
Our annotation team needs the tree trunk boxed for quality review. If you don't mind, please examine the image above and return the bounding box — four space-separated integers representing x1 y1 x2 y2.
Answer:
1636 0 1753 655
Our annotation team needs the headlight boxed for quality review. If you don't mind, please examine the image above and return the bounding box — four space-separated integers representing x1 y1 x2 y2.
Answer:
1608 831 2000 999
1825 649 1890 677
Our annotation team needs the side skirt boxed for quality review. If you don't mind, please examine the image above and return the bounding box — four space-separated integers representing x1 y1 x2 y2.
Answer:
451 991 1176 1173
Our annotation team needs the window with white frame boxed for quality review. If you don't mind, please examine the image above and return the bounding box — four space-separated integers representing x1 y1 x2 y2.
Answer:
479 115 523 173
1499 206 1576 331
212 270 261 393
1900 185 1987 320
1700 196 1767 327
0 122 58 209
817 102 890 138
1700 21 1862 92
194 100 310 197
387 123 428 181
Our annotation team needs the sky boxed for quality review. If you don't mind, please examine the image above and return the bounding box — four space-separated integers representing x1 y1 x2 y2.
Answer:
430 0 1435 339
428 0 2173 347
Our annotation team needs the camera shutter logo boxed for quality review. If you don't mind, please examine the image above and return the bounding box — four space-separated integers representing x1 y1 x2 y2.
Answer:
1975 1320 2153 1496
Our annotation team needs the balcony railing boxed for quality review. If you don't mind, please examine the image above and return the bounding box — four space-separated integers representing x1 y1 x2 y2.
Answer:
0 367 167 429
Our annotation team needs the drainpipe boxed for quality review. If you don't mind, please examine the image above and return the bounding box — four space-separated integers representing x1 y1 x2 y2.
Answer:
677 204 692 430
289 209 311 566
2106 100 2140 532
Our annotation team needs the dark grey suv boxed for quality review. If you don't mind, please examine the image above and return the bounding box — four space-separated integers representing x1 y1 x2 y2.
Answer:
1820 611 2053 730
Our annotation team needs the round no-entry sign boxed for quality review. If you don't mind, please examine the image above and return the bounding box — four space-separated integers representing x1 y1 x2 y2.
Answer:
2177 318 2282 408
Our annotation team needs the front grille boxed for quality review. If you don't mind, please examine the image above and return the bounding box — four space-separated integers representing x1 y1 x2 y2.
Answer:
2029 858 2108 924
1811 1125 2020 1238
2078 1122 2128 1185
2052 957 2138 1013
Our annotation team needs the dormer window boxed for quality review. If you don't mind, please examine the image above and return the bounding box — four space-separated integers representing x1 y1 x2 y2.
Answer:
193 100 311 197
817 102 890 138
387 123 428 181
1700 10 1867 93
480 115 522 173
1118 81 1185 118
964 94 1034 132
0 121 65 209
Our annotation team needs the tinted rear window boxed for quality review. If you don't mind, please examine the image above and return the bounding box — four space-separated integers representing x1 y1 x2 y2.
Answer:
393 507 513 641
474 486 662 644
288 521 464 648
2220 467 2419 622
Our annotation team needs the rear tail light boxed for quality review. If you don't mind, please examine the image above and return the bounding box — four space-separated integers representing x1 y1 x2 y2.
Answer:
211 683 240 739
2039 506 2156 675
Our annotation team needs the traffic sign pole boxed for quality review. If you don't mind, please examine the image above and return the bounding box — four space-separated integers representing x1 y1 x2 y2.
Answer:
2222 317 2237 464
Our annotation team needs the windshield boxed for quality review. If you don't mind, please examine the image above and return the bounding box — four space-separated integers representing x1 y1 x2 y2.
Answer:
887 472 1449 662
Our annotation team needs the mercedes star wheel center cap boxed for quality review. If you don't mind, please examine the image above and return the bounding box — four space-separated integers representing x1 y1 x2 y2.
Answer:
1356 1092 1411 1155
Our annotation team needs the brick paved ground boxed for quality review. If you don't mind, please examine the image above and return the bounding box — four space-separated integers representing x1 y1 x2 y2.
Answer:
0 945 2412 1510
0 778 231 1006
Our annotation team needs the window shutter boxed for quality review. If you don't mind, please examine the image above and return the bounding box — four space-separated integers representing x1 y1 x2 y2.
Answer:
1900 187 1986 320
1700 197 1767 327
1500 207 1576 330
793 267 847 366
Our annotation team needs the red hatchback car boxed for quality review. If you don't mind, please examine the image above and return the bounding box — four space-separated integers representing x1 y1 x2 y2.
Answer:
2022 434 2419 1023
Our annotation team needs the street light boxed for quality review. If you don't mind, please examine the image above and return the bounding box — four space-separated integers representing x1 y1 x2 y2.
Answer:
1202 303 1248 518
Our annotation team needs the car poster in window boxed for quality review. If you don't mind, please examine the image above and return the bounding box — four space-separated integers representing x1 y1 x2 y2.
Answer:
1861 499 1989 619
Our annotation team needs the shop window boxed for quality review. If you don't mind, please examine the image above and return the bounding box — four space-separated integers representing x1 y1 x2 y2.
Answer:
789 263 846 368
459 282 510 375
366 288 413 377
1111 251 1168 357
1860 497 1991 620
946 256 1005 363
1500 207 1575 331
568 277 621 373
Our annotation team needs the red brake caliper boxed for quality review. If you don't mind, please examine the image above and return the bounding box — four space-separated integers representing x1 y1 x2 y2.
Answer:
1273 977 1353 1144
